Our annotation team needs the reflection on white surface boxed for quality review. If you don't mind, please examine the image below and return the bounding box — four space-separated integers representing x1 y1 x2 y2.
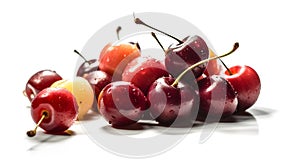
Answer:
98 110 262 137
25 107 274 156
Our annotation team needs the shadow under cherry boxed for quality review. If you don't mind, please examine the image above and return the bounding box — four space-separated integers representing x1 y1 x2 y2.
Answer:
27 130 75 151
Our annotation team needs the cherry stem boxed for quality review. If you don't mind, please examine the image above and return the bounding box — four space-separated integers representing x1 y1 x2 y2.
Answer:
171 42 239 87
219 58 233 75
116 26 122 40
151 32 166 52
74 50 89 65
26 111 48 137
134 16 183 44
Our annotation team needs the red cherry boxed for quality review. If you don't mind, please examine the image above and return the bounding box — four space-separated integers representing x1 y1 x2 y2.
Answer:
27 88 78 137
24 70 62 101
224 65 261 112
197 75 238 121
98 81 149 127
122 56 169 94
84 70 112 112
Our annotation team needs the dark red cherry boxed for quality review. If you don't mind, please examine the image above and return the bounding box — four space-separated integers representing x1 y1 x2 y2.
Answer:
98 81 149 127
24 70 62 101
148 77 198 126
165 35 209 78
134 17 209 79
197 75 238 121
84 70 112 112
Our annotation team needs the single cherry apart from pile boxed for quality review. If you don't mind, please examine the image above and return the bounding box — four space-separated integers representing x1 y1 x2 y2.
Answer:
27 88 78 137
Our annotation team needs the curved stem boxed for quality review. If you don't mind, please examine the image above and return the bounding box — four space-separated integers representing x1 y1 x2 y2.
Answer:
171 42 239 87
116 26 122 40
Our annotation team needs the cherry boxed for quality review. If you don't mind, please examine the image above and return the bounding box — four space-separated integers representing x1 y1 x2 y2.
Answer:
134 16 209 78
98 81 149 127
165 35 209 78
122 55 170 94
210 47 261 112
99 26 141 80
75 26 130 78
101 45 139 78
84 70 112 112
148 42 239 126
74 50 99 77
27 88 78 137
76 26 128 78
148 77 198 126
197 75 238 121
24 70 62 101
223 65 261 112
99 44 141 80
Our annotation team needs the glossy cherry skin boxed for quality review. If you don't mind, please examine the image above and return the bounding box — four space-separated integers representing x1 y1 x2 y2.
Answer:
122 56 170 94
31 88 78 134
25 70 62 101
148 77 198 126
84 70 112 112
165 35 209 79
99 43 140 80
197 75 238 121
98 81 149 127
224 65 261 112
76 59 99 77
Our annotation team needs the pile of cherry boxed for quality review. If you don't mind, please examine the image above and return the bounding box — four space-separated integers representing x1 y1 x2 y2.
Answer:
24 17 261 137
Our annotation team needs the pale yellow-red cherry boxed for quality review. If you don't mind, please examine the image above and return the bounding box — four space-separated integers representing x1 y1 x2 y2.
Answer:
51 77 94 120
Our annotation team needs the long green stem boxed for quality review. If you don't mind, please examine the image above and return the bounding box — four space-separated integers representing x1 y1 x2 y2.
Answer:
171 42 239 87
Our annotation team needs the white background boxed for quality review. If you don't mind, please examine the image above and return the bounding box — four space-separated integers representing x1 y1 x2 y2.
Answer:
1 0 299 167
